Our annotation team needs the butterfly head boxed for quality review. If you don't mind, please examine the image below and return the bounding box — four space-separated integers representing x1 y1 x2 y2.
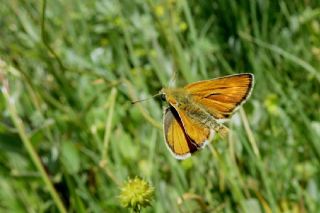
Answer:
159 89 167 102
159 88 188 107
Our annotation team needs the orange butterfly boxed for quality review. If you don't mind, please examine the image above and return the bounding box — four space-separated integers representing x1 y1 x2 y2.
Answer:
160 73 254 159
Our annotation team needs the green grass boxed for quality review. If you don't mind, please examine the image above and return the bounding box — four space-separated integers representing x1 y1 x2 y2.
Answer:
1 0 320 212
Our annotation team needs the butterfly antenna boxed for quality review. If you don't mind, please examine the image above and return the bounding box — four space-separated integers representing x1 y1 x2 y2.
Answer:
131 93 161 104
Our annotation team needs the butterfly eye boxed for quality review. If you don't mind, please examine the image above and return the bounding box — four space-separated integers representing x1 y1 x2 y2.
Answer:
160 94 166 101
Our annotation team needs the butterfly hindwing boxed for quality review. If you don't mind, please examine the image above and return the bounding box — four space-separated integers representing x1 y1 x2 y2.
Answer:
163 107 197 159
172 106 212 148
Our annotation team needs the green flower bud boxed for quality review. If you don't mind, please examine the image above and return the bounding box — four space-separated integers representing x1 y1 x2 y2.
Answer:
119 177 154 212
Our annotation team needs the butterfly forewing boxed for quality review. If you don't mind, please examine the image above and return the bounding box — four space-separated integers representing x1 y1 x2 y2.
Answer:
185 73 254 120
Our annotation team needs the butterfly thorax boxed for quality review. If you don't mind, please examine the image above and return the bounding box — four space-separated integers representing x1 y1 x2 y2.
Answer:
162 88 222 131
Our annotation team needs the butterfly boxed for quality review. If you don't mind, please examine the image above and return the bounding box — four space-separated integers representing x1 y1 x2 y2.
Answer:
160 73 254 159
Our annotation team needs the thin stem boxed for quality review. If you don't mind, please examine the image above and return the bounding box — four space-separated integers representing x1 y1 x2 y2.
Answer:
102 87 117 160
123 79 162 130
99 87 122 186
1 78 67 213
41 0 66 72
40 0 77 105
240 108 260 158
239 32 320 83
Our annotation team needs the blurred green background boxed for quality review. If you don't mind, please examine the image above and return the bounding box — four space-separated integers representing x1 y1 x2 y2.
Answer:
1 0 320 212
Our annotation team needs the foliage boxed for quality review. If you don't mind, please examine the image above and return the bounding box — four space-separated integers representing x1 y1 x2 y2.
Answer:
0 0 320 212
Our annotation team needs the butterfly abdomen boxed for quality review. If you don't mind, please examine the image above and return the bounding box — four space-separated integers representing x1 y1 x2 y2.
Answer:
186 103 229 137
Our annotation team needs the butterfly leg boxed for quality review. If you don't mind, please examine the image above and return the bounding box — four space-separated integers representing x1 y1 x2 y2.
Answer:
206 118 229 138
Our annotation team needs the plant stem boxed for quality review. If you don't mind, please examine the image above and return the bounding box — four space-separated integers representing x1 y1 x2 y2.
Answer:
1 76 67 213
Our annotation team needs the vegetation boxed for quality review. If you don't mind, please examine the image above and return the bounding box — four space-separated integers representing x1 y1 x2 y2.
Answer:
1 0 320 212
